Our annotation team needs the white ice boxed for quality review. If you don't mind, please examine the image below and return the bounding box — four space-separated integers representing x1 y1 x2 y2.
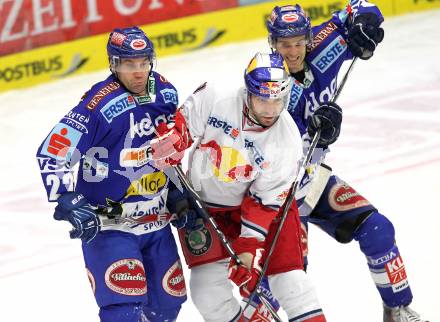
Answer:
0 9 439 322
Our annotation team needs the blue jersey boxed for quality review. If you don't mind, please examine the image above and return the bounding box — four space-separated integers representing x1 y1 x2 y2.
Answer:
289 1 383 204
287 0 383 134
36 71 179 234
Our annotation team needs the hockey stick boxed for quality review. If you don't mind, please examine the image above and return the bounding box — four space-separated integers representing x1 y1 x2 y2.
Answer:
172 164 283 322
243 57 358 314
96 212 176 227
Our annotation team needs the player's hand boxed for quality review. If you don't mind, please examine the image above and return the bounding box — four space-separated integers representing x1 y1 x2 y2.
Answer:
348 13 384 60
150 110 192 169
171 209 203 230
307 102 342 148
228 237 265 297
54 192 101 243
167 185 203 231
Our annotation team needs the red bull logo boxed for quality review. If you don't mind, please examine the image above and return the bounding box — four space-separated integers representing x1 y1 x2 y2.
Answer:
259 82 281 96
200 140 254 183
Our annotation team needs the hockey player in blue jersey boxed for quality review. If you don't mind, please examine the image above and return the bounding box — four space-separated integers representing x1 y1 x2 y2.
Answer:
242 2 429 322
35 26 196 322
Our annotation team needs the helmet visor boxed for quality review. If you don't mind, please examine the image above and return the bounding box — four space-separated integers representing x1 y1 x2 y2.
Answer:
113 57 152 73
249 94 289 127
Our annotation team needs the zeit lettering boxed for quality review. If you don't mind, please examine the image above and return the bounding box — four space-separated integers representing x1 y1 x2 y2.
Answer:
0 0 185 43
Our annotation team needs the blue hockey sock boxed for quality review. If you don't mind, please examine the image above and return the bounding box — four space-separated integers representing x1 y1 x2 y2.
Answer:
354 211 413 307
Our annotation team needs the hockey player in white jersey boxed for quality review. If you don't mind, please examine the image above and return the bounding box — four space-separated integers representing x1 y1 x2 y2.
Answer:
246 2 429 322
150 53 328 321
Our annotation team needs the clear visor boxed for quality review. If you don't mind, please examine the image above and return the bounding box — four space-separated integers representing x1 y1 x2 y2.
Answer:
275 37 308 49
112 57 152 73
250 94 289 118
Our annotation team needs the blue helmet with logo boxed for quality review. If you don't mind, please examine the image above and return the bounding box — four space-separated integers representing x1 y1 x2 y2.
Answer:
107 26 155 69
266 5 312 43
244 52 291 100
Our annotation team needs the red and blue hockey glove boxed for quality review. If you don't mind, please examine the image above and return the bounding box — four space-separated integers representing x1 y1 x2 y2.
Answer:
54 192 101 243
307 102 342 148
228 237 265 298
348 13 384 60
150 109 192 169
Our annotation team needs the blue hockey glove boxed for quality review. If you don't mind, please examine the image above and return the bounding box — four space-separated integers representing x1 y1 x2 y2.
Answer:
307 102 342 148
54 192 101 243
167 186 203 231
348 13 384 60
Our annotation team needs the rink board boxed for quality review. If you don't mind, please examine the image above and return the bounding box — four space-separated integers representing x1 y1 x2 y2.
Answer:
0 0 439 93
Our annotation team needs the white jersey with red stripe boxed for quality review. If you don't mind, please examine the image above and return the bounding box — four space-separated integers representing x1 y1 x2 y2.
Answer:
181 82 303 241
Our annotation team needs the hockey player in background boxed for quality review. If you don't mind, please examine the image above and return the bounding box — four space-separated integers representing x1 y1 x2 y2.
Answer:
245 1 428 321
35 26 195 322
150 52 331 321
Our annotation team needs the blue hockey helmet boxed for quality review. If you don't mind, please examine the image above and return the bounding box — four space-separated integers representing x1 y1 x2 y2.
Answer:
107 26 155 70
244 52 292 100
266 5 312 44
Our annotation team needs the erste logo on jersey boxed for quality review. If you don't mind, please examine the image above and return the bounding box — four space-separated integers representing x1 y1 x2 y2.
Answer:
244 139 269 170
311 35 347 73
40 123 82 160
207 115 239 139
288 79 303 113
162 260 187 297
105 259 147 296
101 93 136 123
